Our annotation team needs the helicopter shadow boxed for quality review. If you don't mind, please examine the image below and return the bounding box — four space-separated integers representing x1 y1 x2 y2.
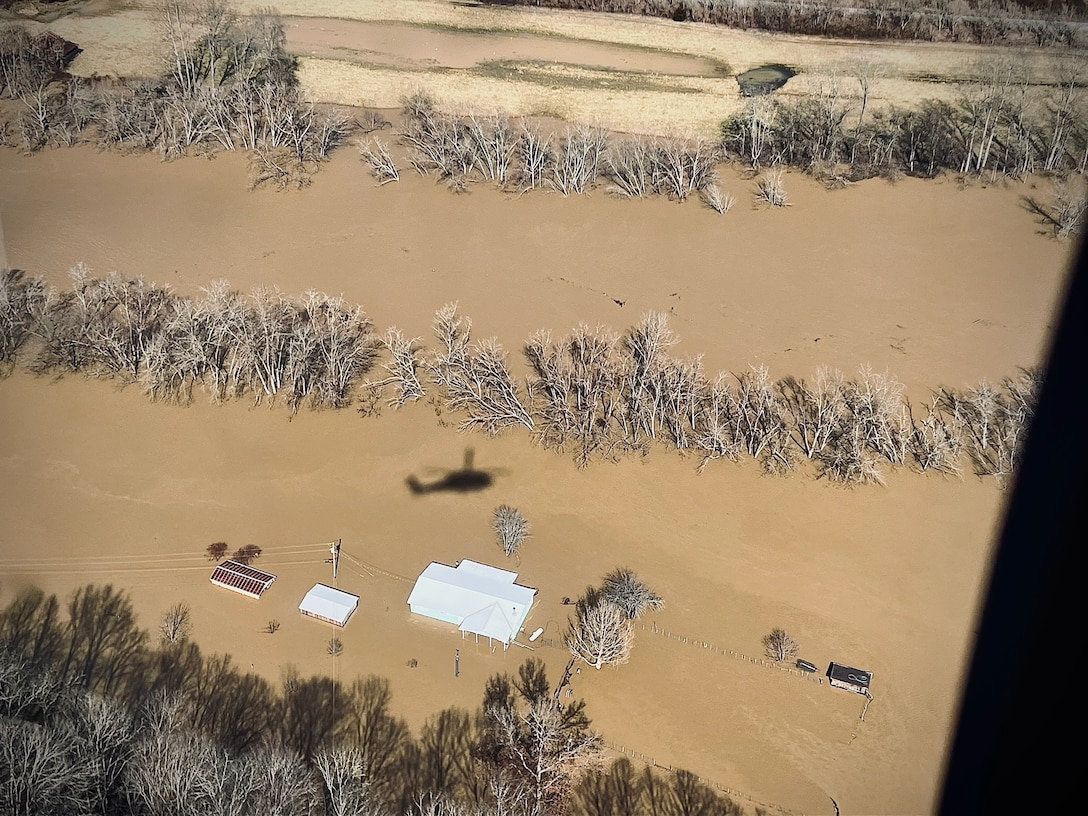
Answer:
406 447 505 494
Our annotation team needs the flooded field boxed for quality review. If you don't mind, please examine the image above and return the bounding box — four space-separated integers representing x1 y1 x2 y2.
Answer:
0 1 1079 813
0 142 1073 813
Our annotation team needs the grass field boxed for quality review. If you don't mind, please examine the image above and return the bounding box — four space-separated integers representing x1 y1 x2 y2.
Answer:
24 0 1084 136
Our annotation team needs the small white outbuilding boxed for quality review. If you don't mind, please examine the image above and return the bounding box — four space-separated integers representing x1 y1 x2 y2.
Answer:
407 560 536 648
299 583 359 628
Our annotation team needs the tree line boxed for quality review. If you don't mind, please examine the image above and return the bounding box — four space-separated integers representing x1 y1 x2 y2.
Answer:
0 583 741 815
377 87 1085 231
6 5 1086 227
477 0 1085 48
0 3 351 187
0 268 1038 484
721 60 1088 179
363 91 726 209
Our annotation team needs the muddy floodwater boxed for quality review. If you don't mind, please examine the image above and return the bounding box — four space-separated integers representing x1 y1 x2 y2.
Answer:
0 140 1073 814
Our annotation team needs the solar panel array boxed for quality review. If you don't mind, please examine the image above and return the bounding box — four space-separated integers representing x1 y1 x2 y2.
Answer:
210 560 276 598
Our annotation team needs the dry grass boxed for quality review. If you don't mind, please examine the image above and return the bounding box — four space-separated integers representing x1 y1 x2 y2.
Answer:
40 0 1081 139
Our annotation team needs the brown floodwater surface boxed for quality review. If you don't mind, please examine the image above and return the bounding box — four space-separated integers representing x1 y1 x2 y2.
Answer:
0 144 1074 815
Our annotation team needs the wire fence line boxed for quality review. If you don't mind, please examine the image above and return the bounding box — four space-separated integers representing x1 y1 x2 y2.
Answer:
532 629 824 686
599 740 803 816
638 620 826 685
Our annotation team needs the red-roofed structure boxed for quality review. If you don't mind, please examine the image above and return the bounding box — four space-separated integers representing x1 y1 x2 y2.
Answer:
210 560 276 599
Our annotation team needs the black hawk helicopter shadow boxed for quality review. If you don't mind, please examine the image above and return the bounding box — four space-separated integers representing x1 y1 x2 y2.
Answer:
406 447 507 494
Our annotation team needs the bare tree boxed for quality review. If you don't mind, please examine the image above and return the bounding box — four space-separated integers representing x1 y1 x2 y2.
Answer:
551 125 606 195
314 746 379 816
940 370 1038 483
620 311 678 446
360 138 400 184
159 602 193 644
650 137 717 201
428 303 534 434
477 659 601 816
778 368 845 460
516 124 553 191
853 58 883 129
0 719 92 816
244 744 321 815
357 109 389 133
690 373 740 471
0 269 49 372
0 645 70 721
907 401 963 474
285 291 379 412
599 568 663 620
125 725 216 816
206 541 228 561
604 137 651 197
755 168 790 206
700 183 735 214
493 505 530 557
400 92 478 189
525 323 623 465
729 364 793 472
1026 176 1088 237
724 96 778 169
843 365 909 464
762 628 799 662
230 286 296 402
35 266 174 379
140 279 247 404
819 423 886 485
566 596 634 671
468 114 516 186
68 691 135 815
367 326 427 408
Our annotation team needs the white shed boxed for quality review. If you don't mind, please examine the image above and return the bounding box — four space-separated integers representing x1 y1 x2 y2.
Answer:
299 584 359 628
407 560 536 648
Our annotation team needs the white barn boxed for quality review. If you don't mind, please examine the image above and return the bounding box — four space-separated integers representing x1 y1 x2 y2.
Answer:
407 560 536 648
299 584 359 628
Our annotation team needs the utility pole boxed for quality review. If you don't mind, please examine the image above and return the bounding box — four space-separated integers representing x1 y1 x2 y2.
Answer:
325 539 341 581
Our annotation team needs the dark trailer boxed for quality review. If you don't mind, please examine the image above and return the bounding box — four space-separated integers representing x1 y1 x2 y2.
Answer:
827 662 872 695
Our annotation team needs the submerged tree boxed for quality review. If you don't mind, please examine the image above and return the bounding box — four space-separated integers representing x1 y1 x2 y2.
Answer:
493 505 531 558
762 628 800 663
599 568 664 620
158 603 192 644
566 592 634 671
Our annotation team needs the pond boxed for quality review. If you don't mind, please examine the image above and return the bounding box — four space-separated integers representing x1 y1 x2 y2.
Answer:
735 64 796 97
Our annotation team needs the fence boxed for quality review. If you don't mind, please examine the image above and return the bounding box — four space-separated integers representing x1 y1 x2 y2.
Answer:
533 627 824 686
638 620 826 685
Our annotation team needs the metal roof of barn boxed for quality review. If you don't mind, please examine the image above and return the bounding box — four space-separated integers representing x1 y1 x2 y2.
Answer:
827 662 872 688
209 560 277 599
299 584 359 626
